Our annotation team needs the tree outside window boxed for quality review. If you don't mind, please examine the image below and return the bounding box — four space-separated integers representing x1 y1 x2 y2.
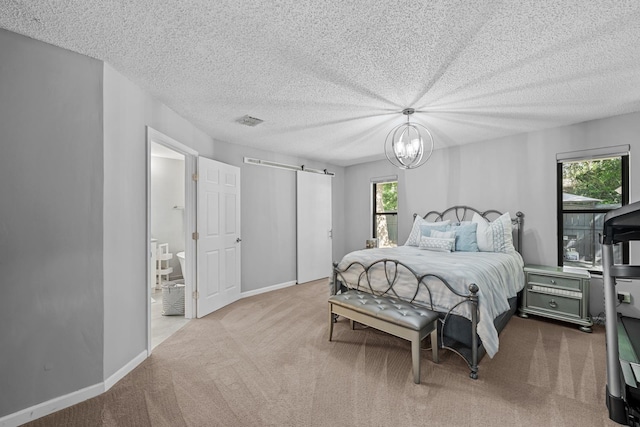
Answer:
558 155 628 271
373 181 398 247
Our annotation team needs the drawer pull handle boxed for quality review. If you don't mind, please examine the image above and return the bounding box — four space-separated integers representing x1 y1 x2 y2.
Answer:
550 279 556 284
549 299 558 309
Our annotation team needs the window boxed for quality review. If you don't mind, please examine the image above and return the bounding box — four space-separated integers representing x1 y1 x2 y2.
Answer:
557 148 629 272
373 180 398 247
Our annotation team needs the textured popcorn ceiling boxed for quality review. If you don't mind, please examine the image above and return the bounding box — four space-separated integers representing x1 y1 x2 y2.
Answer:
2 1 640 166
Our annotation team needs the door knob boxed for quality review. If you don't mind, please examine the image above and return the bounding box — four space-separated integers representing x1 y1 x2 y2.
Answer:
236 238 242 243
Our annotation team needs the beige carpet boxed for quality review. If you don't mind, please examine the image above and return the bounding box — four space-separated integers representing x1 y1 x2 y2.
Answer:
26 280 618 426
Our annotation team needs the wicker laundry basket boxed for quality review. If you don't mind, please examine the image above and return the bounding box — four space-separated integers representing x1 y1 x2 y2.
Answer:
162 283 185 316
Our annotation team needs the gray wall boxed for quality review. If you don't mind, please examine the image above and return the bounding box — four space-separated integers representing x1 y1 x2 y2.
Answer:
343 112 640 318
0 29 104 417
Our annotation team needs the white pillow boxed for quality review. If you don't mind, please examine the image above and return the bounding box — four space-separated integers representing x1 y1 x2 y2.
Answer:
430 229 457 240
472 212 515 253
405 216 451 246
419 236 456 252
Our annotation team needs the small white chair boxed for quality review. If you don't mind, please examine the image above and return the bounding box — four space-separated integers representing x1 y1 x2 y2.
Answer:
156 243 173 288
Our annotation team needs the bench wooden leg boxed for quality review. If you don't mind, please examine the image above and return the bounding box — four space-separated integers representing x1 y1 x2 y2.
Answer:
328 304 334 341
411 332 421 384
431 327 439 364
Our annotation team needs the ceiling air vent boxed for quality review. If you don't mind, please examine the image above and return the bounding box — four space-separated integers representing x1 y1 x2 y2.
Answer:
236 115 264 127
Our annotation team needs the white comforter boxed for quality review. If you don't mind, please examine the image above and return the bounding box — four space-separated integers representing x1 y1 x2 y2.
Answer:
336 246 525 358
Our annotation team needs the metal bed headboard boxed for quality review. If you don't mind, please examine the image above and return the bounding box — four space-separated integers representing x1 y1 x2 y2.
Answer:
416 205 525 254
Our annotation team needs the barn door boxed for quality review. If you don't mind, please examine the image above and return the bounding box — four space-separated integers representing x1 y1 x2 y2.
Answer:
296 171 332 283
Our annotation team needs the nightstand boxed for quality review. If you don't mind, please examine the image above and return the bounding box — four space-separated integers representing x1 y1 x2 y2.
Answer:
519 264 593 332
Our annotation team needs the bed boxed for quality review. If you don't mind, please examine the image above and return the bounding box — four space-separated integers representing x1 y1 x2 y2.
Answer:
331 206 525 379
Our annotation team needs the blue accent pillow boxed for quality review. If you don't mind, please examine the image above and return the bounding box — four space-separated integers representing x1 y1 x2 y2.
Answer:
419 224 450 239
449 223 479 252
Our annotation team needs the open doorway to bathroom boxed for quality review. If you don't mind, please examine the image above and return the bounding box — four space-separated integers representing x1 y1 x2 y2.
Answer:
150 141 189 348
147 129 198 351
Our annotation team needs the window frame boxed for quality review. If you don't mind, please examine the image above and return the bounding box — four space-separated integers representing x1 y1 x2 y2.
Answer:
372 179 398 248
556 153 629 272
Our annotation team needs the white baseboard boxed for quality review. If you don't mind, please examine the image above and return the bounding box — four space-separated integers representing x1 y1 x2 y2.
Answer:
241 280 297 299
104 350 147 391
0 350 147 427
0 383 103 427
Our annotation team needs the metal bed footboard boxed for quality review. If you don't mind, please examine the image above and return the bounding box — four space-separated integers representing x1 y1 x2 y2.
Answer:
331 258 481 379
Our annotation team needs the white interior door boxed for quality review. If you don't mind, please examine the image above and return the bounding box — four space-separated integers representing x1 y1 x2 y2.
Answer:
296 171 332 283
196 157 241 318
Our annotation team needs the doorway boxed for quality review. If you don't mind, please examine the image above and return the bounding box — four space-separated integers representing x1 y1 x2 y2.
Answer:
146 128 243 352
146 128 197 352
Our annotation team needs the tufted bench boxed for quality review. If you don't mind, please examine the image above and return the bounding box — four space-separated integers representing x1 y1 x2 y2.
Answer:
328 290 439 384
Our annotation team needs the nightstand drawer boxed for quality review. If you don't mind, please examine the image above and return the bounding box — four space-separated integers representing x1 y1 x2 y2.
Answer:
526 291 581 318
527 273 581 290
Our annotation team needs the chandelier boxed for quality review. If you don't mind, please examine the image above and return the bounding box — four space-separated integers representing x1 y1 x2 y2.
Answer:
384 108 434 169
